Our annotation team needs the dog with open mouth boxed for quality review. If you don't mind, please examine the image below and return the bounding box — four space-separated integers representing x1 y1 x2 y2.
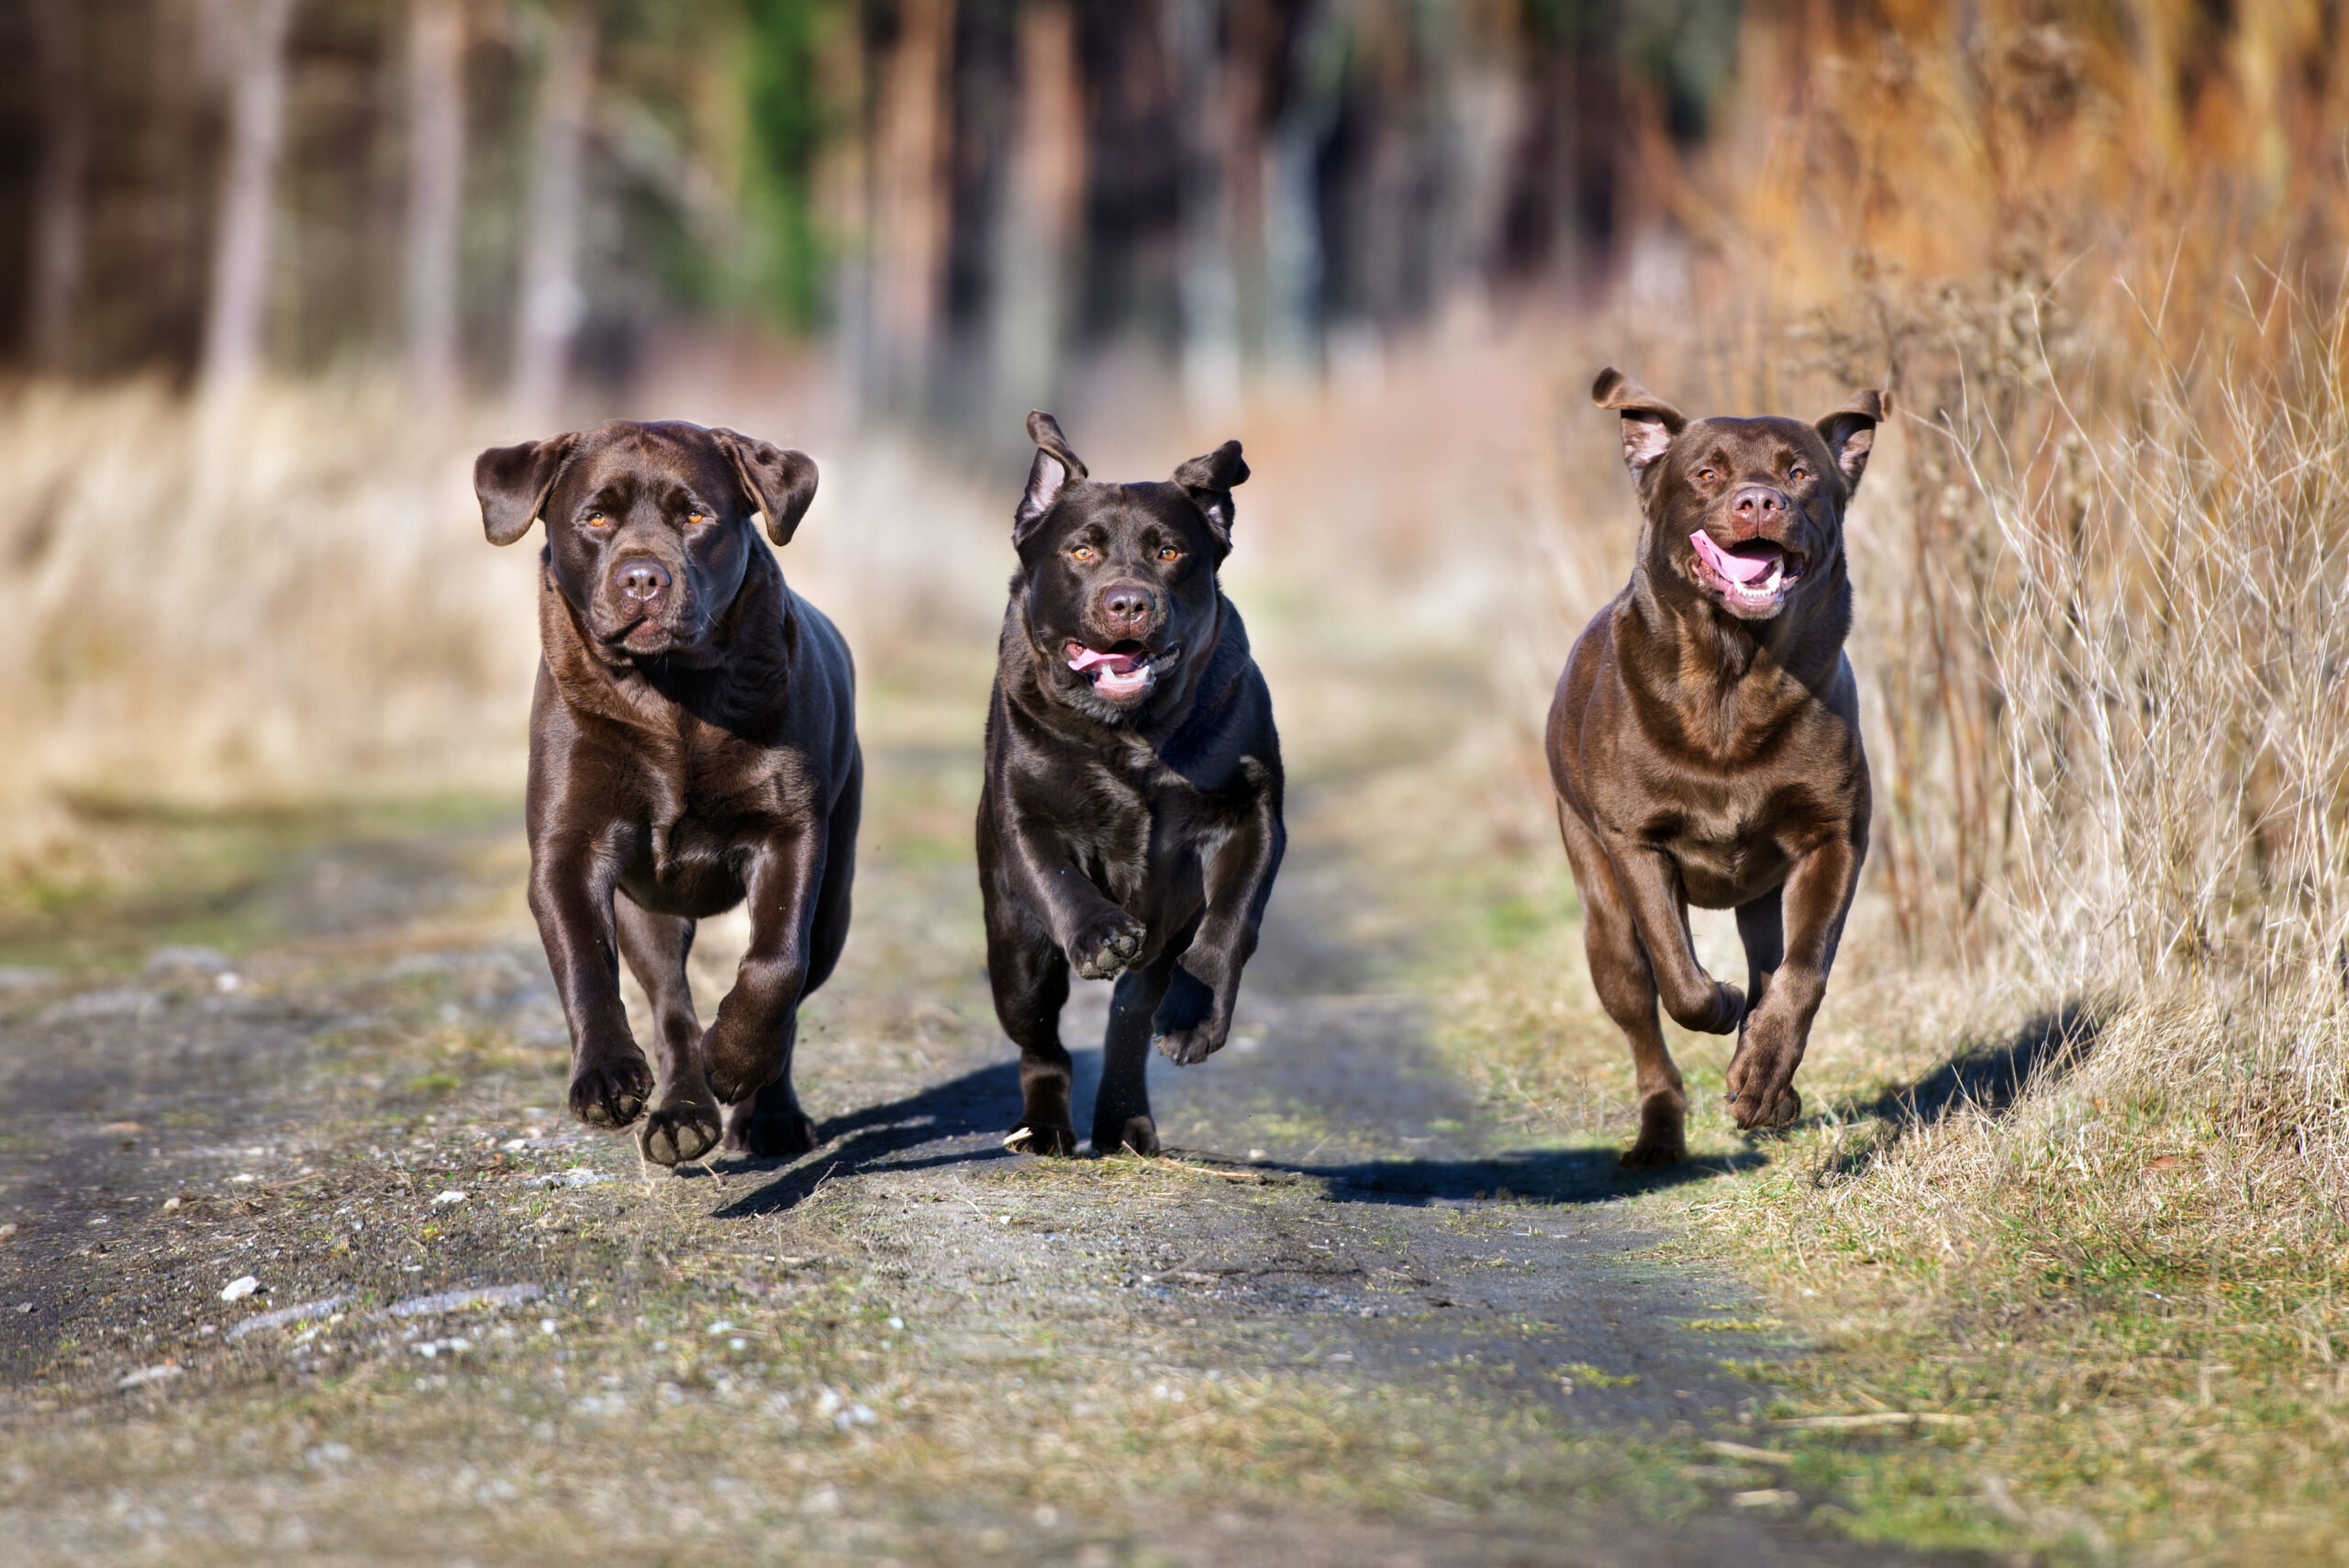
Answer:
1546 369 1882 1167
976 412 1286 1157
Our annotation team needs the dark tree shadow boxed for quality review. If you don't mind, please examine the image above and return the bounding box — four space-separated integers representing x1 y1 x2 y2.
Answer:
1816 997 2103 1178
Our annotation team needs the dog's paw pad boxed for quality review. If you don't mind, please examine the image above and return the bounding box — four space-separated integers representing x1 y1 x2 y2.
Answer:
570 1058 652 1129
1152 1027 1219 1067
1070 916 1144 981
637 1104 721 1167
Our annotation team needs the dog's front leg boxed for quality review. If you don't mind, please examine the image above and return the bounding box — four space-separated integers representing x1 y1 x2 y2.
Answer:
529 835 652 1131
1724 836 1861 1130
1001 806 1145 980
703 826 828 1155
1608 844 1746 1035
1151 782 1286 1067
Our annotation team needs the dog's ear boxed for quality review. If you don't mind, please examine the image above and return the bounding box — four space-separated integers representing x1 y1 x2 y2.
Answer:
710 428 818 545
1171 439 1249 552
473 432 579 546
1814 391 1885 498
1591 368 1686 484
1015 410 1089 545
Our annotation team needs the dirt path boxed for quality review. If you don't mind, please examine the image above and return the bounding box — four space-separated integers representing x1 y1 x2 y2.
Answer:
0 731 1960 1566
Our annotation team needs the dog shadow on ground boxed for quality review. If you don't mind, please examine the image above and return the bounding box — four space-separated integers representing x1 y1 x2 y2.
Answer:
694 1051 1766 1217
1812 997 2103 1179
694 1058 1027 1218
1297 1148 1764 1206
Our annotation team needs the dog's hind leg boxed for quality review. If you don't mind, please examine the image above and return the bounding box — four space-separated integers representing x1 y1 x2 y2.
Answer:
1557 798 1687 1169
614 898 721 1167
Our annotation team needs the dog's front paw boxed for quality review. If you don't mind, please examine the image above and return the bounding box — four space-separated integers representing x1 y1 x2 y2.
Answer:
1724 1018 1803 1130
637 1098 722 1167
1150 967 1224 1065
570 1052 652 1129
1068 910 1144 981
1002 1121 1079 1157
704 1030 778 1107
1152 1021 1225 1066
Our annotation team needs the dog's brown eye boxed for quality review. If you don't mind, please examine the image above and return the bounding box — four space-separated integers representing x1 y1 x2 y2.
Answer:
1788 465 1808 483
685 510 709 526
584 511 609 528
1157 546 1181 562
1697 468 1718 484
1071 545 1097 562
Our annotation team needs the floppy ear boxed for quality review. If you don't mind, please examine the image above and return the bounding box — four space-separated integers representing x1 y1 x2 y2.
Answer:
1813 391 1885 498
473 432 579 546
1171 439 1249 551
710 428 818 545
1591 367 1687 484
1014 410 1090 545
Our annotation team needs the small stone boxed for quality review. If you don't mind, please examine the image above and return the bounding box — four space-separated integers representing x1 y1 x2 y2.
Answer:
161 1198 181 1211
431 1190 468 1205
15 1303 32 1314
220 1275 260 1302
0 1223 17 1241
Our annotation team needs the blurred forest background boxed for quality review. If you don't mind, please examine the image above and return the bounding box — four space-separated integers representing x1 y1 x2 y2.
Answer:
0 0 1745 424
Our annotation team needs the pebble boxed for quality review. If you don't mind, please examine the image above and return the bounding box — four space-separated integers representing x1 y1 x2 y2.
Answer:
225 1295 352 1342
117 1363 181 1390
431 1190 468 1206
386 1283 542 1318
219 1275 260 1302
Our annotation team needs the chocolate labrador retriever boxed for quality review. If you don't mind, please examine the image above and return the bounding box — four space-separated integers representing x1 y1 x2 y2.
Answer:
1547 370 1881 1167
977 412 1285 1157
473 419 860 1167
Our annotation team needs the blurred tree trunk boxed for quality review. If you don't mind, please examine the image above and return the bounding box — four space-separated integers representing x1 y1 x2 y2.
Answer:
1494 0 1620 294
25 0 91 373
869 0 952 408
198 0 298 405
1170 0 1240 416
512 0 596 422
25 0 92 374
989 0 1082 427
405 0 467 398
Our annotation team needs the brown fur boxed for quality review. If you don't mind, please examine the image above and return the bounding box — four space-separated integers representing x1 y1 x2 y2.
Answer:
1546 370 1882 1166
474 419 860 1167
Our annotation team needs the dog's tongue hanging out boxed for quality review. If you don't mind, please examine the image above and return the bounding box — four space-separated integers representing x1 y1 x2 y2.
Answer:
1066 642 1153 697
1689 531 1776 584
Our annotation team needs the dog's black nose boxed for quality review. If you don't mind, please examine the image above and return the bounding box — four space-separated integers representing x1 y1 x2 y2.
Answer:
614 557 672 604
1731 486 1786 530
1097 583 1154 632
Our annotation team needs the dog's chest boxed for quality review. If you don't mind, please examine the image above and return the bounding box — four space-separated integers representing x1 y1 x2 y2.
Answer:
1646 787 1795 906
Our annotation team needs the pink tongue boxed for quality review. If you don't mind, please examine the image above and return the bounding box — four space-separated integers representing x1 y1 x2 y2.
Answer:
1066 645 1140 674
1690 531 1774 584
